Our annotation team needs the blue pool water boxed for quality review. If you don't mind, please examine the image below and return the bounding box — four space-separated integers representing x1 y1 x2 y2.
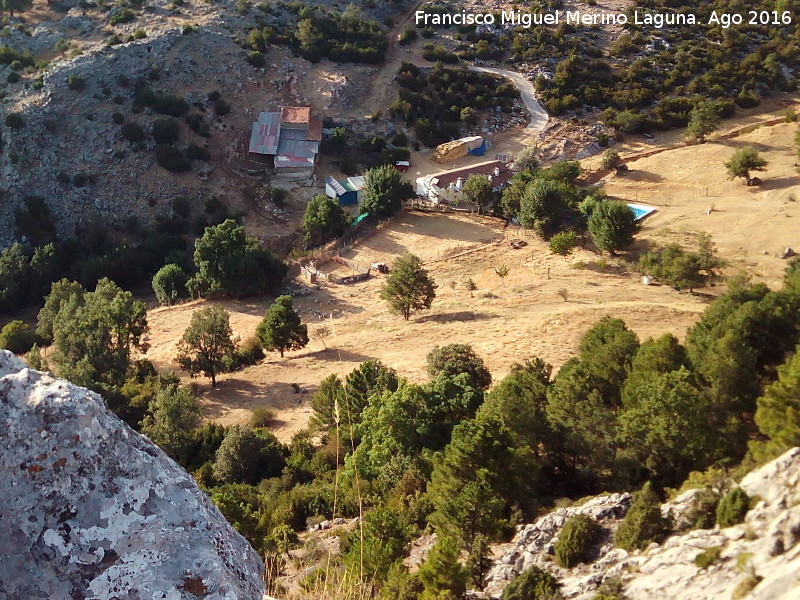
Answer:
627 203 656 221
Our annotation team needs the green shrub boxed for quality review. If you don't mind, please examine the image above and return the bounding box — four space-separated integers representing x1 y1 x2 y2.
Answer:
554 514 602 568
110 8 137 25
716 488 749 527
185 113 210 137
152 118 180 144
7 72 21 84
0 320 39 355
246 51 266 67
615 482 670 551
67 75 85 91
682 487 721 530
213 98 231 116
121 122 146 143
230 336 266 371
5 113 25 129
107 34 123 46
694 545 721 568
186 142 210 161
112 112 125 125
249 406 275 428
153 93 189 117
501 565 561 600
152 263 189 305
155 144 191 173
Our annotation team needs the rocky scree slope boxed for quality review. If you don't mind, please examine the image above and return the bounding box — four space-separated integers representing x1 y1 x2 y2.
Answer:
0 349 265 599
480 448 800 600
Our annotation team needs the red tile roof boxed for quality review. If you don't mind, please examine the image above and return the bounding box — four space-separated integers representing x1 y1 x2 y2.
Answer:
305 117 323 142
280 106 311 124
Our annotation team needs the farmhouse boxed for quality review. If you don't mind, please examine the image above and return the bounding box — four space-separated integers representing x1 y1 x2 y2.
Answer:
325 175 366 206
248 106 322 174
416 160 512 204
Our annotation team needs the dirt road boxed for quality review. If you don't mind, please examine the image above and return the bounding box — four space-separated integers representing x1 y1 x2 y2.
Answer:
471 66 549 134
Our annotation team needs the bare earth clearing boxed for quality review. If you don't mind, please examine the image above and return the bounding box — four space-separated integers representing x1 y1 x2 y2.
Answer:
147 211 705 441
144 101 800 442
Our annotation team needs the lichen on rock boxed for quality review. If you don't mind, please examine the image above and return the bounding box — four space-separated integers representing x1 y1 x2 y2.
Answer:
0 350 264 599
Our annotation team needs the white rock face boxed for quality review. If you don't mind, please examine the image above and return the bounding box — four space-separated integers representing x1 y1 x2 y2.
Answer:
0 350 264 599
481 448 800 600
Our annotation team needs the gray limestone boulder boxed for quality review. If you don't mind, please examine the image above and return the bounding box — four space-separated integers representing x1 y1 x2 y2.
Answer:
0 349 264 600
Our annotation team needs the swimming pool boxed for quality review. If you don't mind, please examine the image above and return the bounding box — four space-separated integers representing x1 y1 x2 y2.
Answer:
627 203 657 221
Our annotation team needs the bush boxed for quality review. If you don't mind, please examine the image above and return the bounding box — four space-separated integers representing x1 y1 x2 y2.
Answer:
152 263 189 305
110 8 137 25
501 565 561 600
550 231 578 257
0 321 39 355
246 51 266 67
186 143 210 161
213 98 231 116
155 144 191 173
112 112 125 125
152 118 180 144
5 113 25 129
153 93 190 117
716 488 750 527
229 336 265 371
615 482 670 551
694 546 721 568
7 71 20 84
554 514 602 568
249 406 275 428
121 122 146 143
67 75 86 92
185 113 210 137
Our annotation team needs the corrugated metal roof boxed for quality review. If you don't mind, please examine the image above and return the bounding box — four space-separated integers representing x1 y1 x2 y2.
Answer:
248 111 280 155
326 176 347 196
343 176 365 192
277 138 319 160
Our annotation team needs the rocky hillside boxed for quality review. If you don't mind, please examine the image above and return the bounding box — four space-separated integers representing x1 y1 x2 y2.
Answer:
0 0 402 246
0 349 264 599
479 449 800 600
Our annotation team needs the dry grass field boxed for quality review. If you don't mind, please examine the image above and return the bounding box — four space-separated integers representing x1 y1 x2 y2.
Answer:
142 102 800 441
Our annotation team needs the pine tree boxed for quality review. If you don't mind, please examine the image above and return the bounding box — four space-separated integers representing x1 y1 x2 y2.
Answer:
501 565 561 600
302 194 349 247
256 295 308 357
175 304 235 386
685 101 720 143
614 482 670 551
380 252 437 320
755 348 800 449
418 536 468 600
587 200 639 256
725 146 768 183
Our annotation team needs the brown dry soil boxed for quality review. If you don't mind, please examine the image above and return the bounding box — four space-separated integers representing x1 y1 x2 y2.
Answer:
147 210 704 441
142 101 800 442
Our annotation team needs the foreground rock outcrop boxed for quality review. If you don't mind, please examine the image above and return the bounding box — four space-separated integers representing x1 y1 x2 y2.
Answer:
0 350 264 599
480 449 800 600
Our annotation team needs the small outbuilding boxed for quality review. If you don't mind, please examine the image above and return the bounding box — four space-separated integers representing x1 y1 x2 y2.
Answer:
325 175 366 206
